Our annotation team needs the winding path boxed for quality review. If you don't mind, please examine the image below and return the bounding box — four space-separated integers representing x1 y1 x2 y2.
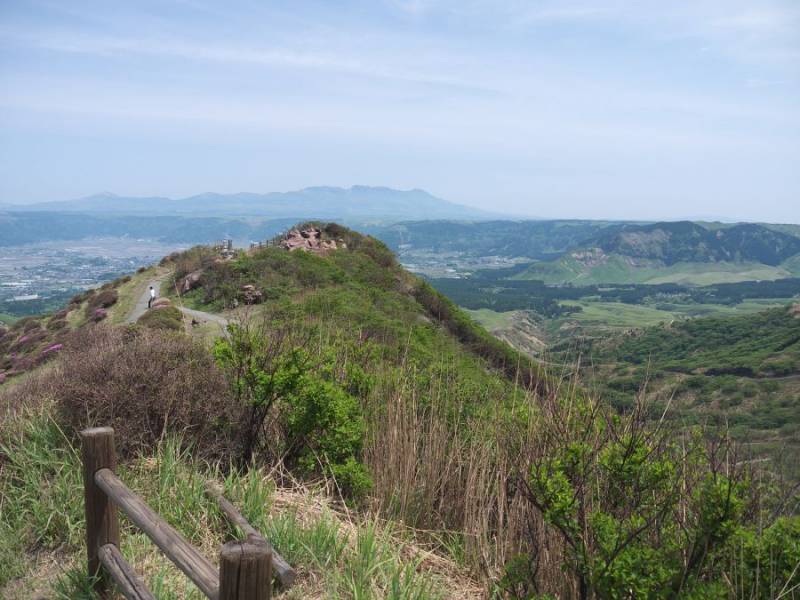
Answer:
125 274 228 328
179 306 229 328
125 276 168 324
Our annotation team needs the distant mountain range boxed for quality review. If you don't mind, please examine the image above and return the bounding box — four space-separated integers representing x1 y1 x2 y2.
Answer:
362 219 800 285
6 186 496 220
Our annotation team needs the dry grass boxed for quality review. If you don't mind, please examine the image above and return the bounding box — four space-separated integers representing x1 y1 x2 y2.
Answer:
54 325 241 460
362 363 571 596
0 394 480 599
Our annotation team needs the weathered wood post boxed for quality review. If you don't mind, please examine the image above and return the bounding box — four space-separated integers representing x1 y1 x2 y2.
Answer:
219 541 272 600
81 427 120 597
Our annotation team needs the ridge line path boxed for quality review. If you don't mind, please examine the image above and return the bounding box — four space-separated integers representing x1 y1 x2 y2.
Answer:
125 273 229 328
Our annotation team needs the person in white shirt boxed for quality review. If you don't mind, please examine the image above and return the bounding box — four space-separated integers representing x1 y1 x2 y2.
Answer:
148 286 156 309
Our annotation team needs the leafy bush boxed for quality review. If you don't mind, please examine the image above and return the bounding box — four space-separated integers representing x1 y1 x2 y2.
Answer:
213 322 371 497
511 392 752 599
280 350 370 496
163 244 218 279
729 516 800 598
68 290 94 306
137 305 183 331
89 307 108 322
46 317 67 331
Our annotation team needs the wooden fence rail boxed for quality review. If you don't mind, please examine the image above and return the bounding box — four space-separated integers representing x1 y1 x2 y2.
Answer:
81 427 293 600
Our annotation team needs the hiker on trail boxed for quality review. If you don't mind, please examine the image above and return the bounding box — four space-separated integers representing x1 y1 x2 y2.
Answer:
148 286 156 309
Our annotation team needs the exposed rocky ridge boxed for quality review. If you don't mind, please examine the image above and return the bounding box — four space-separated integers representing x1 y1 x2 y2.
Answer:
280 226 345 253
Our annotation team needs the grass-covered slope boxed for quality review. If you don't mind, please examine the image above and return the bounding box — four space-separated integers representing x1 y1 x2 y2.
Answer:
0 224 546 597
564 304 800 480
609 305 800 377
170 223 545 391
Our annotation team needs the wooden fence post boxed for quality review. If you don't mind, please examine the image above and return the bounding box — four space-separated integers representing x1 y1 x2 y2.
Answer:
219 541 272 600
81 427 120 597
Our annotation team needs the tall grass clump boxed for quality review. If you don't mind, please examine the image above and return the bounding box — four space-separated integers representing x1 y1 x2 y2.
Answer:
0 408 84 587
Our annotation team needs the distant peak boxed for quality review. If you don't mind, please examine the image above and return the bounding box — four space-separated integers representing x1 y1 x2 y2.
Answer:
83 191 120 200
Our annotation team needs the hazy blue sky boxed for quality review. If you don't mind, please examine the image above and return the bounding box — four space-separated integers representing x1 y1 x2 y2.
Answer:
0 0 798 221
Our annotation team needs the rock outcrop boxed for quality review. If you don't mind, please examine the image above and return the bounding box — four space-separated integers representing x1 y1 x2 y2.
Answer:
178 269 203 295
281 226 342 254
240 284 263 305
151 297 172 309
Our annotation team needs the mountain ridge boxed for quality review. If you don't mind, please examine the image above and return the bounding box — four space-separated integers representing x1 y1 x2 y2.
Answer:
517 221 800 285
5 186 498 220
590 221 800 266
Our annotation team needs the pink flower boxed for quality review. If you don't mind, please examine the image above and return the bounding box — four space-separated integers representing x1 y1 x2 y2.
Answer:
42 343 63 355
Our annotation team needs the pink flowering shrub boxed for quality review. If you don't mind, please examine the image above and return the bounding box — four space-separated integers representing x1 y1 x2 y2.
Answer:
11 355 35 372
11 330 47 352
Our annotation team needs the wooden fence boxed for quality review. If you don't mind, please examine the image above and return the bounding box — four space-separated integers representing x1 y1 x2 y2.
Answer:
81 427 295 600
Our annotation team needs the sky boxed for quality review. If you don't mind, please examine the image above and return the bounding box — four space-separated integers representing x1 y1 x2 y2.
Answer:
0 0 798 222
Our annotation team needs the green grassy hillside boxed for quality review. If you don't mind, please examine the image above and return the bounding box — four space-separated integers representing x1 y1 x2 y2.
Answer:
561 304 800 481
517 254 793 285
515 221 800 285
609 305 800 377
170 223 546 392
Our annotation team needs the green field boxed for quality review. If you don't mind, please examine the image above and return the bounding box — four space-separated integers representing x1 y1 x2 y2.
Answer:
558 300 675 328
518 256 793 286
464 307 517 330
0 313 18 326
553 298 792 332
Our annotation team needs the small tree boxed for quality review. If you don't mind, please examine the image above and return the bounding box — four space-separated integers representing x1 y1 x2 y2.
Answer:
509 389 749 599
213 316 371 496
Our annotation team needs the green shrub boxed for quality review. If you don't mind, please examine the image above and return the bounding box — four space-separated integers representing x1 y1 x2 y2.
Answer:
213 324 371 497
137 306 184 331
517 392 749 599
281 353 370 496
730 517 800 598
87 288 118 310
